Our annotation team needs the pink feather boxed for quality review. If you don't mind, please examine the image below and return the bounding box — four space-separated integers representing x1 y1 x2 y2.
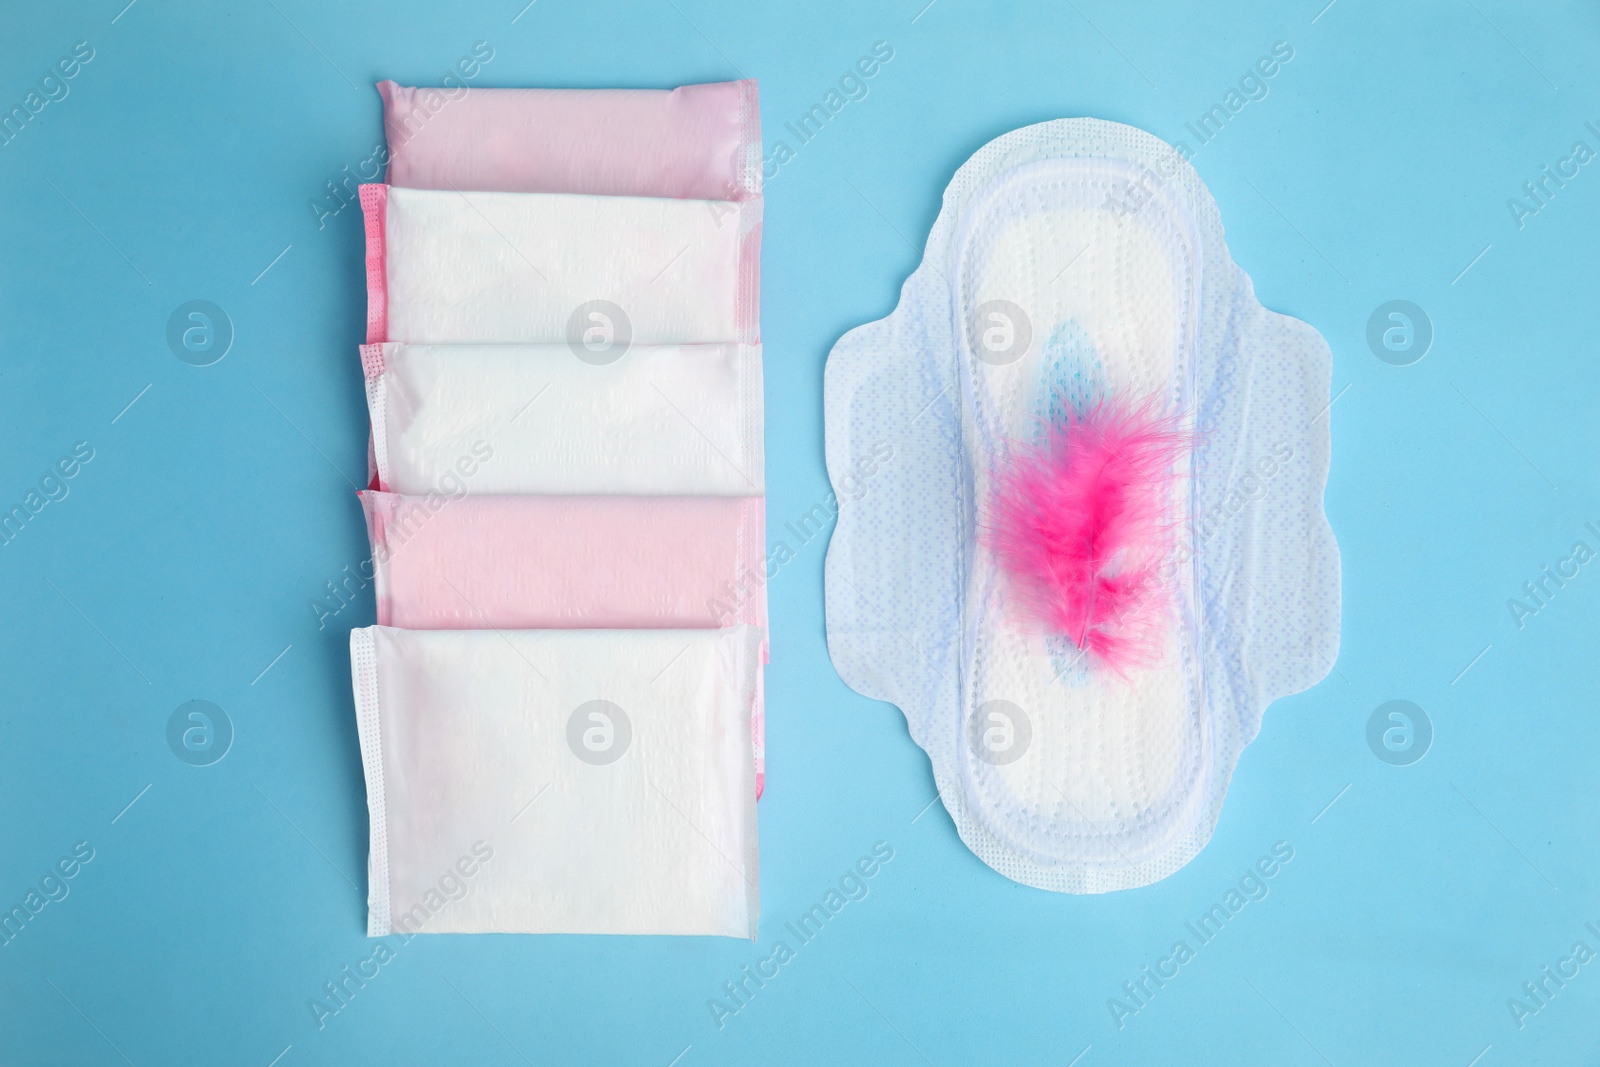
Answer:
984 396 1190 673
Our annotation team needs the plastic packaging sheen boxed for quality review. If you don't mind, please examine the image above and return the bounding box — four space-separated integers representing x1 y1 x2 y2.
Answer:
351 625 762 937
362 342 763 497
380 79 761 201
361 184 761 346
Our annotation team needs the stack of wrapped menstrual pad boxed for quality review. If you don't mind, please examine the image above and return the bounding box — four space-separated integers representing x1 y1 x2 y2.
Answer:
348 80 766 938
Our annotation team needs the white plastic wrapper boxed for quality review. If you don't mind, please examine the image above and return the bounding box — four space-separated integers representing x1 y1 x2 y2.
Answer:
351 625 762 937
363 341 763 496
361 184 760 346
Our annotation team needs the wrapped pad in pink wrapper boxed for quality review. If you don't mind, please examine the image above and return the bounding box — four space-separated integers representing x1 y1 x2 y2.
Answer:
379 79 761 201
361 491 766 632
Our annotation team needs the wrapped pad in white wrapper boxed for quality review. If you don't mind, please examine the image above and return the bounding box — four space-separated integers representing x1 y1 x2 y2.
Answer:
351 625 762 937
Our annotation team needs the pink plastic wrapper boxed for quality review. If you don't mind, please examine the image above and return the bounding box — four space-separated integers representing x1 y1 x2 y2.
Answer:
379 79 761 201
360 491 769 793
361 491 765 631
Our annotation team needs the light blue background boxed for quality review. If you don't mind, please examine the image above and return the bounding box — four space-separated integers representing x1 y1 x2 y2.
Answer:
2 0 1596 1063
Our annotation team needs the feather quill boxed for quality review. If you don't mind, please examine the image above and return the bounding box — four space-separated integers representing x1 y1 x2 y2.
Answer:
985 396 1190 673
